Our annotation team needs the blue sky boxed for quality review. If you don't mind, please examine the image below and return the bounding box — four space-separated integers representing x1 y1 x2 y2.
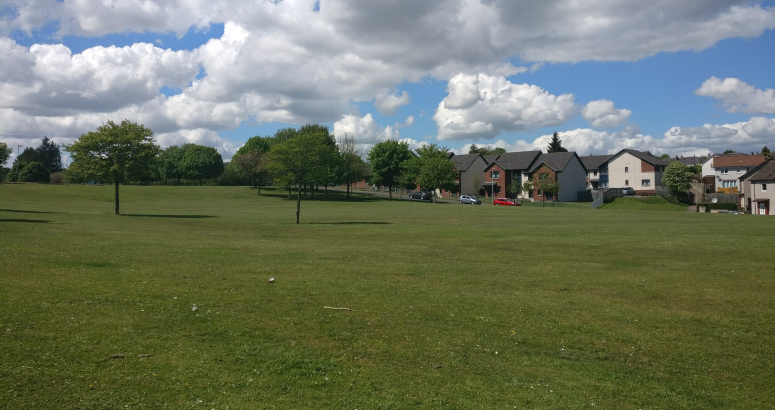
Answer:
1 1 774 161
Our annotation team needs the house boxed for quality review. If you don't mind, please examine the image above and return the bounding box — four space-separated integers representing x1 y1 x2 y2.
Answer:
525 152 588 202
580 154 613 189
606 149 669 194
708 154 765 194
671 155 703 167
739 157 775 215
700 156 716 192
481 150 541 198
448 153 490 196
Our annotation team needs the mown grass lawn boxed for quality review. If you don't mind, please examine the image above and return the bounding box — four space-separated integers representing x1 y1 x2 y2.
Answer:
1 184 773 409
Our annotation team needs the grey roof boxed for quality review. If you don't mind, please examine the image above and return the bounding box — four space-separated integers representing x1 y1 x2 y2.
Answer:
449 153 485 172
580 154 613 171
483 154 500 164
528 152 579 173
488 150 541 171
740 158 775 182
671 156 702 166
624 149 670 166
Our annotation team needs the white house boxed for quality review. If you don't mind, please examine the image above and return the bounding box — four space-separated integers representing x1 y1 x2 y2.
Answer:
606 149 669 194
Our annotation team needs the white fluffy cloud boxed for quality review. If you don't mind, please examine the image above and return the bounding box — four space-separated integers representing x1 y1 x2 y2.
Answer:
582 100 632 128
434 73 578 141
333 113 424 152
660 116 775 155
695 77 775 114
374 90 411 116
2 1 775 154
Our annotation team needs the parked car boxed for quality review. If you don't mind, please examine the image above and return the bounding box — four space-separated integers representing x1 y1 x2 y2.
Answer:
622 187 636 196
409 191 432 201
459 195 481 204
494 198 519 206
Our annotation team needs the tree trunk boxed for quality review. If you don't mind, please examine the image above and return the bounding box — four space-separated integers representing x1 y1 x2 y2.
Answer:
288 185 291 199
347 183 350 199
258 179 261 195
389 185 393 199
324 185 328 201
199 178 203 186
296 186 301 224
114 181 120 215
311 184 315 199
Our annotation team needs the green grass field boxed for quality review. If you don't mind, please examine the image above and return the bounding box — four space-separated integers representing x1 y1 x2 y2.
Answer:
602 196 689 212
1 184 773 409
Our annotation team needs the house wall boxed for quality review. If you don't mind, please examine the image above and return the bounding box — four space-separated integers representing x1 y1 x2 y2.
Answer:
484 163 507 197
715 166 752 194
744 179 774 215
458 156 488 196
608 152 657 193
556 156 588 202
701 158 714 178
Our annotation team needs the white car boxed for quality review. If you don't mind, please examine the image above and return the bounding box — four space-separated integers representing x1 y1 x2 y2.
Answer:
459 195 481 204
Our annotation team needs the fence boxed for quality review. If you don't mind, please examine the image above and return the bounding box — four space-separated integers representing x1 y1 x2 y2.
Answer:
589 189 622 209
705 193 738 204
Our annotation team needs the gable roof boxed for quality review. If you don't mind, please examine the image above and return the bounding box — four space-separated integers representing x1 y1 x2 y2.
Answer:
449 153 486 172
740 157 775 182
488 150 541 171
713 154 765 168
483 154 500 164
618 149 670 166
580 154 613 171
671 155 702 166
528 152 584 173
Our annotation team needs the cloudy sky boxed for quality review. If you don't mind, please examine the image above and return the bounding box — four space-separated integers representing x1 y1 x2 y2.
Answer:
1 0 774 164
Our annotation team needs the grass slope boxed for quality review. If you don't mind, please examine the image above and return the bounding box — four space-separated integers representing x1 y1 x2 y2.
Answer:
602 196 688 212
1 184 773 409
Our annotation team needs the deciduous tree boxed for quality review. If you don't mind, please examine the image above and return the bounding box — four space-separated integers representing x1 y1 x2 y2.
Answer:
337 134 368 199
18 161 50 183
179 145 225 185
66 120 160 215
0 142 10 167
367 140 413 199
269 126 333 224
232 151 269 193
662 161 693 193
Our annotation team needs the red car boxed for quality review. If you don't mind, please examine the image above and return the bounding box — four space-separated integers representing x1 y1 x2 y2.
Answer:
493 198 520 206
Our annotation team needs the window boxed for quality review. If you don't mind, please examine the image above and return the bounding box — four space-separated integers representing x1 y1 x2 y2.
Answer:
642 179 651 186
763 183 768 191
722 168 729 174
722 180 738 188
491 171 500 179
625 166 629 173
625 180 629 186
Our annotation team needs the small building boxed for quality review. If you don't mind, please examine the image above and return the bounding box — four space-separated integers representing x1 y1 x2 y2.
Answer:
580 154 613 189
710 154 766 194
671 155 703 167
525 152 588 202
739 157 775 215
449 153 490 197
481 150 541 199
606 149 669 194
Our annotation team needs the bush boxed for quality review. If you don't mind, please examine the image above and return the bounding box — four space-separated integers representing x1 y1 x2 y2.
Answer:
50 172 64 184
708 203 737 211
18 161 51 183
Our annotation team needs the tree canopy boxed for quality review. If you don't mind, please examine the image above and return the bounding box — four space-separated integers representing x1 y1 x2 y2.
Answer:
547 132 568 153
231 150 269 193
662 161 693 193
337 134 368 198
18 161 50 183
367 140 413 199
1 142 13 167
762 146 771 157
66 120 160 214
179 145 225 185
235 136 271 157
158 144 192 185
269 125 336 223
35 137 63 173
468 144 506 156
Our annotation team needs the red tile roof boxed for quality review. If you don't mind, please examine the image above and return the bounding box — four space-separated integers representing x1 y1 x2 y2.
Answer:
713 154 765 168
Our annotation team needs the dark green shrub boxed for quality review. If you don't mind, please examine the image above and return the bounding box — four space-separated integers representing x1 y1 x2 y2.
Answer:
708 203 737 211
18 161 51 183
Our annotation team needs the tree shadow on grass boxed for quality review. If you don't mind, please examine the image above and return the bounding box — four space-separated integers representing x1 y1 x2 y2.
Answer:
121 214 216 219
0 218 49 223
0 209 56 214
308 222 392 225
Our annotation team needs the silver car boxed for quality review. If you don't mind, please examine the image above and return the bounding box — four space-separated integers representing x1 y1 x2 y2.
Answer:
459 195 481 204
